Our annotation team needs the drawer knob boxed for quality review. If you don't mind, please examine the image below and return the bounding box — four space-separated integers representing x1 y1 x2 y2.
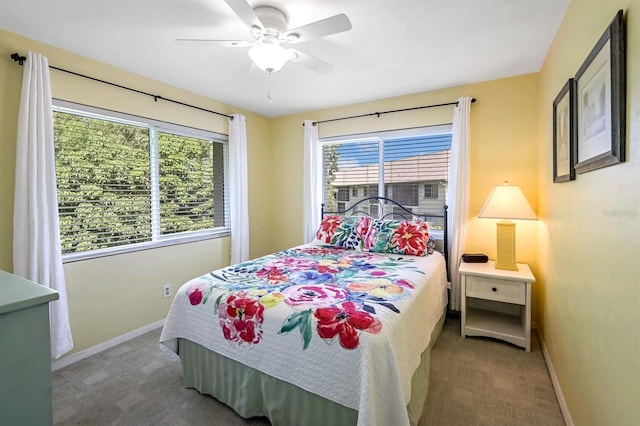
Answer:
492 287 497 292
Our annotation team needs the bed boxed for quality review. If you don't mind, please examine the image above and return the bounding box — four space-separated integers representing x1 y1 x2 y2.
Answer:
160 197 449 426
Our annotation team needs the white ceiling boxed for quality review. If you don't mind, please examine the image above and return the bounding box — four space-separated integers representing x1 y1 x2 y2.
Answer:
0 0 570 118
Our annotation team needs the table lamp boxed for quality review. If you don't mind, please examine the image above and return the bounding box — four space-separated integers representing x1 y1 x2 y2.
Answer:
478 182 537 271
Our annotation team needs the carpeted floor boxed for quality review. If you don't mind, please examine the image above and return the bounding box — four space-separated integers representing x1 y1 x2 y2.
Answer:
52 315 565 426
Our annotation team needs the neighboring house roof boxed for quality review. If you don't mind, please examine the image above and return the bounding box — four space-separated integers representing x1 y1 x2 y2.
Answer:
332 152 450 186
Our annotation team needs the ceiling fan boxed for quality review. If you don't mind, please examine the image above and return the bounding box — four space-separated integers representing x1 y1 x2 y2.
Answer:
176 0 352 74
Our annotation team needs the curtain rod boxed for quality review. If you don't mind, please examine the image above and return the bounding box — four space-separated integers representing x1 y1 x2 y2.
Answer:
308 98 476 126
10 52 233 120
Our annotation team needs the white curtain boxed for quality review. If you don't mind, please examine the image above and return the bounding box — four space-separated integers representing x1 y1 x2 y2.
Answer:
229 114 249 264
302 120 321 243
13 52 73 359
447 97 472 311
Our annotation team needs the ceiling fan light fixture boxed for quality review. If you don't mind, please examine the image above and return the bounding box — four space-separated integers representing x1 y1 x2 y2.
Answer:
248 42 290 73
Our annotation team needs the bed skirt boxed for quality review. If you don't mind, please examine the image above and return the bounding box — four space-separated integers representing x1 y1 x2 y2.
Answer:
177 310 446 426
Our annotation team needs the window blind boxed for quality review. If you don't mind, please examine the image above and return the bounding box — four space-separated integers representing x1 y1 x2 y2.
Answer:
54 111 153 252
321 128 452 224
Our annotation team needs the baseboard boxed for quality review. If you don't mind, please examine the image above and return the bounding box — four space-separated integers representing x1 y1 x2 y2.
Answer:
51 319 165 372
534 323 574 426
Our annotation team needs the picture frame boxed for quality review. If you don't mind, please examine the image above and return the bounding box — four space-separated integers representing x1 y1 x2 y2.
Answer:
574 9 626 174
552 79 576 182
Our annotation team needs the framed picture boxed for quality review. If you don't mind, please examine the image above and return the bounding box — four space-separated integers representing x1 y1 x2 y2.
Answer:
552 79 576 182
574 9 626 174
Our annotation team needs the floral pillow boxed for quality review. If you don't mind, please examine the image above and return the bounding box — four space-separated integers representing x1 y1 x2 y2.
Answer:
315 215 373 250
364 219 431 256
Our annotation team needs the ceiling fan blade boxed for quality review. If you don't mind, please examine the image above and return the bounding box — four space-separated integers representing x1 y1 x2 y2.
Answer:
224 0 263 30
285 14 352 43
175 38 252 47
288 48 333 75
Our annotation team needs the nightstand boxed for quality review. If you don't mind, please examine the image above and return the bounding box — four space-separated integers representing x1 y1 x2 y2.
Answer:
459 261 535 351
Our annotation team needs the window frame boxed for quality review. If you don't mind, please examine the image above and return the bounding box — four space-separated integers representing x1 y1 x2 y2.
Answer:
53 99 230 263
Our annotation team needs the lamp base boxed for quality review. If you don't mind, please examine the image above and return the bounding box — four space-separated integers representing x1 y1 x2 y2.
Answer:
495 221 518 271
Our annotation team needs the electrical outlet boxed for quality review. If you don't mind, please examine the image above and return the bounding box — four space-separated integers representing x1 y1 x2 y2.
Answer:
162 284 172 299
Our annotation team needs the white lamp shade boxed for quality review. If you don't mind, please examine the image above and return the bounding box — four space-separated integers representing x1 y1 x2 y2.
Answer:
248 43 290 73
478 183 537 220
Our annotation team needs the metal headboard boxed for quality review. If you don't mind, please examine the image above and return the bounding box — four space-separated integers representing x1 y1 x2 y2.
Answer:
321 196 449 280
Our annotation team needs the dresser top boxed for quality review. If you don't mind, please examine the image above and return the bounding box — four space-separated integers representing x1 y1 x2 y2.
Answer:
0 270 59 315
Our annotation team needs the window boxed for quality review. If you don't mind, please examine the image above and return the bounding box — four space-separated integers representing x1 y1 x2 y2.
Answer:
336 187 350 202
352 186 358 197
157 131 224 235
320 125 452 217
53 101 228 261
424 183 438 199
393 183 419 206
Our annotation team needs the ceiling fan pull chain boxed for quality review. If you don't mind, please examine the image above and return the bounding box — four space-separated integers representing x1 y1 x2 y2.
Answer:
266 73 273 104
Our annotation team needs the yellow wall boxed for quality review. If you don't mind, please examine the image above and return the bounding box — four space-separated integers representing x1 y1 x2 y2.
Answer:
270 73 541 311
537 1 640 425
0 29 273 355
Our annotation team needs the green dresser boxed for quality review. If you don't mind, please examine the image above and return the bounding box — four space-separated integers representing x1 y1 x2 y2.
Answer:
0 269 59 426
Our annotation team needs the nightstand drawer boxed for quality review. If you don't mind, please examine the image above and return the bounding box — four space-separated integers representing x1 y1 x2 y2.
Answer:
466 276 525 305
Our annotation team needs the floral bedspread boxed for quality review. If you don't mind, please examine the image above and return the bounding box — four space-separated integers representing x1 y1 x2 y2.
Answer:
160 244 447 426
